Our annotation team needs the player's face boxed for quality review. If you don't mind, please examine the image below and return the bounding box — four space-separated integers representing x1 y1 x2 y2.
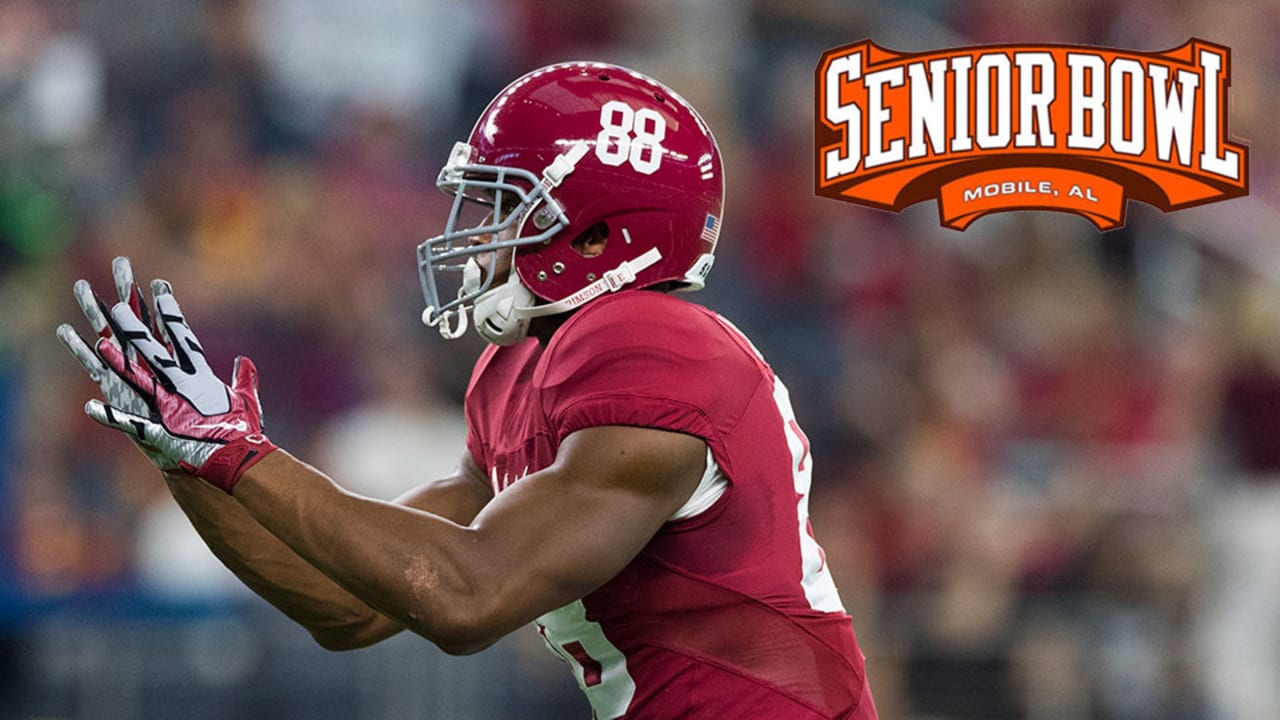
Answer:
470 211 517 284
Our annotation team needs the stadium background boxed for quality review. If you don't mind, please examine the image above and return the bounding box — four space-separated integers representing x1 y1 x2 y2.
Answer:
1 0 1278 718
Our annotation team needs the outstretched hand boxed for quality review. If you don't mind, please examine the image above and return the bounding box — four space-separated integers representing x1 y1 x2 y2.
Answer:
57 256 178 470
58 258 278 493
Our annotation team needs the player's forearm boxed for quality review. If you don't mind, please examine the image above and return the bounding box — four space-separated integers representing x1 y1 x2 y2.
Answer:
163 472 401 649
233 451 512 654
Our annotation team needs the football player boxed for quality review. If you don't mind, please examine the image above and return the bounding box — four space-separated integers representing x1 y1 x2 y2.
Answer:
58 62 877 719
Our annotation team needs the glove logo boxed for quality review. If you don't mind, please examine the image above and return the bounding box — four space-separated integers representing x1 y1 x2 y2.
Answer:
816 38 1249 230
193 419 250 433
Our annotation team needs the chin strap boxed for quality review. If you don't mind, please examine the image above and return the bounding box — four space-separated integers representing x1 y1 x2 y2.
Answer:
517 247 664 320
421 305 469 339
421 258 481 339
422 247 665 343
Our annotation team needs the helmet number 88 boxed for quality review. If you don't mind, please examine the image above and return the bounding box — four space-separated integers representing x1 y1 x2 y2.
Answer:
595 100 666 175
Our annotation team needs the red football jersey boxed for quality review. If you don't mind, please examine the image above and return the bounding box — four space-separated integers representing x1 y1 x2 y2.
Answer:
464 291 876 720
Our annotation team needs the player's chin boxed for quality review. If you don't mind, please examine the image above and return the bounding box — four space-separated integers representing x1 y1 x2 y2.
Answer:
480 249 515 284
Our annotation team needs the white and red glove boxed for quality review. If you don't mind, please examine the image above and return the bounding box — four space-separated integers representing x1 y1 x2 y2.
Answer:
59 259 277 493
57 256 178 470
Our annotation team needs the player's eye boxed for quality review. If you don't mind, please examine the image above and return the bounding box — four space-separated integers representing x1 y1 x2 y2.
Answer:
455 197 494 230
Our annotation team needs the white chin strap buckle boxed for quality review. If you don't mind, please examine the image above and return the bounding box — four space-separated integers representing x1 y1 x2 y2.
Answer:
422 257 484 340
602 261 639 291
421 305 469 339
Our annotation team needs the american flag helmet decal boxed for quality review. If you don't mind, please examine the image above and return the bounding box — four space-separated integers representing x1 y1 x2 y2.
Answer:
700 213 721 249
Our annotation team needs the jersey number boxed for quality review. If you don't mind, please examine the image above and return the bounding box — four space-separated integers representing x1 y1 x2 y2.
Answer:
538 600 636 717
596 100 666 174
712 314 846 614
560 641 603 687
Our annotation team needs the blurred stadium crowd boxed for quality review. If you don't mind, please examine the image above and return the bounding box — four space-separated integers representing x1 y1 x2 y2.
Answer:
1 0 1279 718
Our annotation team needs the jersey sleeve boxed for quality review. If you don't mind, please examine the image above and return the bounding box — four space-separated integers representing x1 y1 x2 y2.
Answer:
536 293 765 469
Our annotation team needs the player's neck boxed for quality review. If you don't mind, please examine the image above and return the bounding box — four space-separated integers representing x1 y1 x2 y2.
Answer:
530 314 571 344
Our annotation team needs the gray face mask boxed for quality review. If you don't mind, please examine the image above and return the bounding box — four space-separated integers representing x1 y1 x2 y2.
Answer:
417 141 580 342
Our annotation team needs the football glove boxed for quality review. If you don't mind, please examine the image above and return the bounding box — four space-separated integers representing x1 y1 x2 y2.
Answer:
57 256 177 470
68 263 278 493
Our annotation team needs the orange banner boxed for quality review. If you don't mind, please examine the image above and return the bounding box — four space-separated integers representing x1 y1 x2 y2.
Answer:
938 168 1125 230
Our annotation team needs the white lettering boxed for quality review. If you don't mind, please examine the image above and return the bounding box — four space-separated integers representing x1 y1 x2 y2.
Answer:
950 56 974 152
864 66 905 168
964 179 1056 201
1015 52 1056 147
823 53 863 180
1197 48 1241 180
1149 64 1199 166
1067 53 1106 150
1068 184 1098 201
907 59 950 158
975 54 1012 149
1109 58 1145 156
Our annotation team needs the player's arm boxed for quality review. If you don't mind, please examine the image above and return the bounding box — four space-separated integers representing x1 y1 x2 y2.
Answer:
160 454 493 650
55 258 495 649
232 423 705 655
68 261 701 654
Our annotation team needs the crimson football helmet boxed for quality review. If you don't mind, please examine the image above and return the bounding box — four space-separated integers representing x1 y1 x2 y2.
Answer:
418 62 724 344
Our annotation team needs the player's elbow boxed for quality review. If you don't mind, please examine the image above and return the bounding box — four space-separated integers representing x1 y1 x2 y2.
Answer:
416 605 505 656
414 584 514 654
309 627 371 652
306 613 404 652
397 555 512 655
433 629 500 656
308 609 498 655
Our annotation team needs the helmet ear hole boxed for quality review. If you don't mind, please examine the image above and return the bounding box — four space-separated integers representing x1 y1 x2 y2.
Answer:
571 222 609 257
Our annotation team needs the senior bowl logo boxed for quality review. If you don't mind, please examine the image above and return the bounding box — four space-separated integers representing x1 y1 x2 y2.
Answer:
815 39 1249 230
